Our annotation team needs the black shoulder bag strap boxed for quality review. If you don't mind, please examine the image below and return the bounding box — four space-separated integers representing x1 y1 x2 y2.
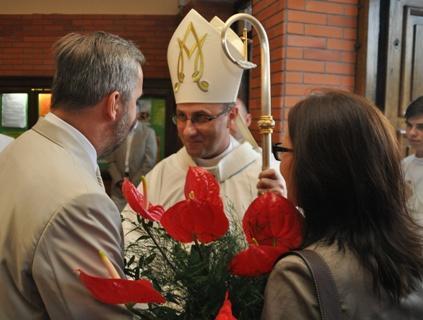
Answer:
286 250 345 320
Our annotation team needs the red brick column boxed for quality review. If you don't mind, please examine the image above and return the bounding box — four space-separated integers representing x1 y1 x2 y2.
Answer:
250 0 358 143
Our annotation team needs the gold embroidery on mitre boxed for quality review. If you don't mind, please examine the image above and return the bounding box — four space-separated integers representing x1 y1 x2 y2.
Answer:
175 22 209 93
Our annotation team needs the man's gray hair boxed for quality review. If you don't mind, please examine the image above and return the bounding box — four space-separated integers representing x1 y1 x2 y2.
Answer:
51 31 145 110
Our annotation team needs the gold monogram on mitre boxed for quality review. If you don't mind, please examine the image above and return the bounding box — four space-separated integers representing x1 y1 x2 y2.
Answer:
174 22 209 93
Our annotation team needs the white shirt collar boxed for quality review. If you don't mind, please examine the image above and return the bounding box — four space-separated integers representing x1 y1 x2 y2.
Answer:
44 112 98 173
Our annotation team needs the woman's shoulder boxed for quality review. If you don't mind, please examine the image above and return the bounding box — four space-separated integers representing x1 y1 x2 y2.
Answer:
262 252 320 320
305 243 423 319
307 243 367 290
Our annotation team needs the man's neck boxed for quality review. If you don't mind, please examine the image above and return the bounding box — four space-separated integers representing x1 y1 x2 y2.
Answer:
195 137 239 167
52 106 105 155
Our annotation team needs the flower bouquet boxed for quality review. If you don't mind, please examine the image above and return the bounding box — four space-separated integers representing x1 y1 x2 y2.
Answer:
79 167 303 319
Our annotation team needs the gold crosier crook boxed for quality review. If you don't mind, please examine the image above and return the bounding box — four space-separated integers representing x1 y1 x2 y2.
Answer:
221 14 274 170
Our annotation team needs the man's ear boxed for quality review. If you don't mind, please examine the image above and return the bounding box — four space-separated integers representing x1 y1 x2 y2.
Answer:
226 106 238 128
245 113 252 127
228 105 238 120
105 91 121 121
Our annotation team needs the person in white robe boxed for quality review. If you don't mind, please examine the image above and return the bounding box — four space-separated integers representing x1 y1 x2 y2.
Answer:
122 9 286 244
402 96 423 225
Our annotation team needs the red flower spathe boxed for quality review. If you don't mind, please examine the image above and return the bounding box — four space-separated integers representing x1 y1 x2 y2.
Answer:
161 199 228 243
229 245 288 277
215 291 237 320
229 193 303 276
243 192 302 248
160 167 229 244
122 178 164 221
79 270 165 304
184 165 222 208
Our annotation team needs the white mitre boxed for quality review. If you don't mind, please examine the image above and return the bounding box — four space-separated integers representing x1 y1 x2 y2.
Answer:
167 9 244 104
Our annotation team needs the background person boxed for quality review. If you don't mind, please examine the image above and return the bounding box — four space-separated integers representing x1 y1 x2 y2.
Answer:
138 98 152 122
107 98 158 210
261 90 423 319
230 97 252 143
0 31 144 319
402 96 423 224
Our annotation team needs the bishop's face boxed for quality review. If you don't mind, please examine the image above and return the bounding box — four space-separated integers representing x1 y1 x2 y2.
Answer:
174 103 235 159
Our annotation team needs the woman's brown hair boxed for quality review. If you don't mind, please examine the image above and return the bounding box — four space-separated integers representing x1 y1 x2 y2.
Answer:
288 89 423 302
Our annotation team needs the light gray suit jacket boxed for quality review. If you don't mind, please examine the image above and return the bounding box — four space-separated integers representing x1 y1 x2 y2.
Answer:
107 121 157 210
0 117 132 319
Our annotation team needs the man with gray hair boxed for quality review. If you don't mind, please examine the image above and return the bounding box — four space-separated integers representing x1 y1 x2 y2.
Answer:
0 31 144 319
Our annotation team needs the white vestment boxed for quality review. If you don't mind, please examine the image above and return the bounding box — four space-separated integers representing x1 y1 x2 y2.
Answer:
122 141 285 245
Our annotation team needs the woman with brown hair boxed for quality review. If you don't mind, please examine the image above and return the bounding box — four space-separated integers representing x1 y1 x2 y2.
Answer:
261 90 423 319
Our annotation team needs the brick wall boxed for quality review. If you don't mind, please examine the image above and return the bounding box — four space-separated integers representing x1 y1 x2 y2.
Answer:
250 0 358 142
0 14 178 78
0 3 359 143
182 1 234 21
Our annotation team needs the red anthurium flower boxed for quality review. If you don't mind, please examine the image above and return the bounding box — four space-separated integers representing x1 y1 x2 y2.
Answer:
78 270 165 304
160 167 229 244
215 291 237 320
184 166 222 208
229 193 303 276
229 244 288 277
243 192 303 249
161 199 228 243
122 178 164 221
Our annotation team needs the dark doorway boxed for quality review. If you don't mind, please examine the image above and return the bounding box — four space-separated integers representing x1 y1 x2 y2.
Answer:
356 0 423 156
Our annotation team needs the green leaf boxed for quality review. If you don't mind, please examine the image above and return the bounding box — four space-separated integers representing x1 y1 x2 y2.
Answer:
123 206 267 319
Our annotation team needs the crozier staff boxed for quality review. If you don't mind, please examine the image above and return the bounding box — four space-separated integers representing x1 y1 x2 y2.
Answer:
122 9 286 246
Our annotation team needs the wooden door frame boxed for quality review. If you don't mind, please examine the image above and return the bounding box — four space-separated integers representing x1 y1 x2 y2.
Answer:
356 0 423 124
384 0 423 128
355 0 381 103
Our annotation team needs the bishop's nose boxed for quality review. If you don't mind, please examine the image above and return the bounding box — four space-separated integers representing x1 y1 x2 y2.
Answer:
182 119 198 136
